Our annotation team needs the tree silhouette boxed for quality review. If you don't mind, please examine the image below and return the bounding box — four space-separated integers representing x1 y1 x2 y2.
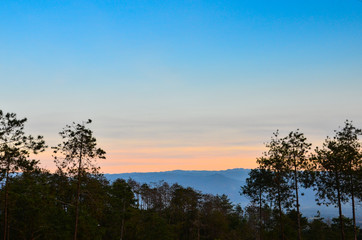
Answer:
283 130 312 240
333 121 361 240
53 119 105 240
257 131 293 240
312 121 360 240
0 110 46 240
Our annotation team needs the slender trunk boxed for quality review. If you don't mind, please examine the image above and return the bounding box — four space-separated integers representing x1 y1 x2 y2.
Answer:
120 200 125 240
259 186 262 240
74 137 83 240
73 163 81 240
3 162 10 240
276 173 284 240
197 211 200 240
294 164 302 240
277 194 284 240
336 172 345 240
350 175 357 240
348 160 357 240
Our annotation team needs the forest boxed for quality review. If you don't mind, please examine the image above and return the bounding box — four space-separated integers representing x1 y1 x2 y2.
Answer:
0 109 361 240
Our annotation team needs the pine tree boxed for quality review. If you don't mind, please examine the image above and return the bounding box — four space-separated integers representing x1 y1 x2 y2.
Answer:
53 119 105 240
283 130 312 240
0 110 46 240
312 121 360 240
333 121 361 240
257 131 292 240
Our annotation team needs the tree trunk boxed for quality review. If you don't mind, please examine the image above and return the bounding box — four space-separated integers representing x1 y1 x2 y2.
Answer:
73 165 81 240
276 173 285 240
277 195 284 240
259 187 263 240
120 200 125 240
197 212 200 240
3 163 10 240
350 175 357 240
336 173 345 240
74 137 83 240
294 165 302 240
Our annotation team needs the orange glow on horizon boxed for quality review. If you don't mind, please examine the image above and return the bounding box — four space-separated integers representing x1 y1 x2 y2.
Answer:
35 145 262 174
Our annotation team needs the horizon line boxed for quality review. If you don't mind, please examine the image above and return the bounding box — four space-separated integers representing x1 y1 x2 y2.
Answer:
102 167 250 175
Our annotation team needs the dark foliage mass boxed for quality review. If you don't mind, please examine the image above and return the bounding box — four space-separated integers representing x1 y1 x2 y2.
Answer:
0 110 361 240
242 121 362 240
2 172 361 240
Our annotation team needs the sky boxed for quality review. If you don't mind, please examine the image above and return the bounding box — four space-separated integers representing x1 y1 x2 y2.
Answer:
1 0 362 173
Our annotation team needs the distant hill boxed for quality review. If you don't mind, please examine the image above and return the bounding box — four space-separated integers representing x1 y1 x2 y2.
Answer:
104 168 361 223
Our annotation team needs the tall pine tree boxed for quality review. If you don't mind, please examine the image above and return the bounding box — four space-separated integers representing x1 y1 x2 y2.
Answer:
0 110 46 240
283 130 312 240
312 121 360 240
53 119 105 240
257 131 292 240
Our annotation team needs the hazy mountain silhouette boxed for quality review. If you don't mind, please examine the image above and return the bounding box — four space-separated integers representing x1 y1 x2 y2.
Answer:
105 168 361 222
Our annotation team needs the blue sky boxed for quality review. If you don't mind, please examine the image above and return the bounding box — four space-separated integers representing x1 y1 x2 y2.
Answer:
1 0 362 172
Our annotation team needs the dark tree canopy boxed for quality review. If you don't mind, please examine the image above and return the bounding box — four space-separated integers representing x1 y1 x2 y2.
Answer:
53 119 106 176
